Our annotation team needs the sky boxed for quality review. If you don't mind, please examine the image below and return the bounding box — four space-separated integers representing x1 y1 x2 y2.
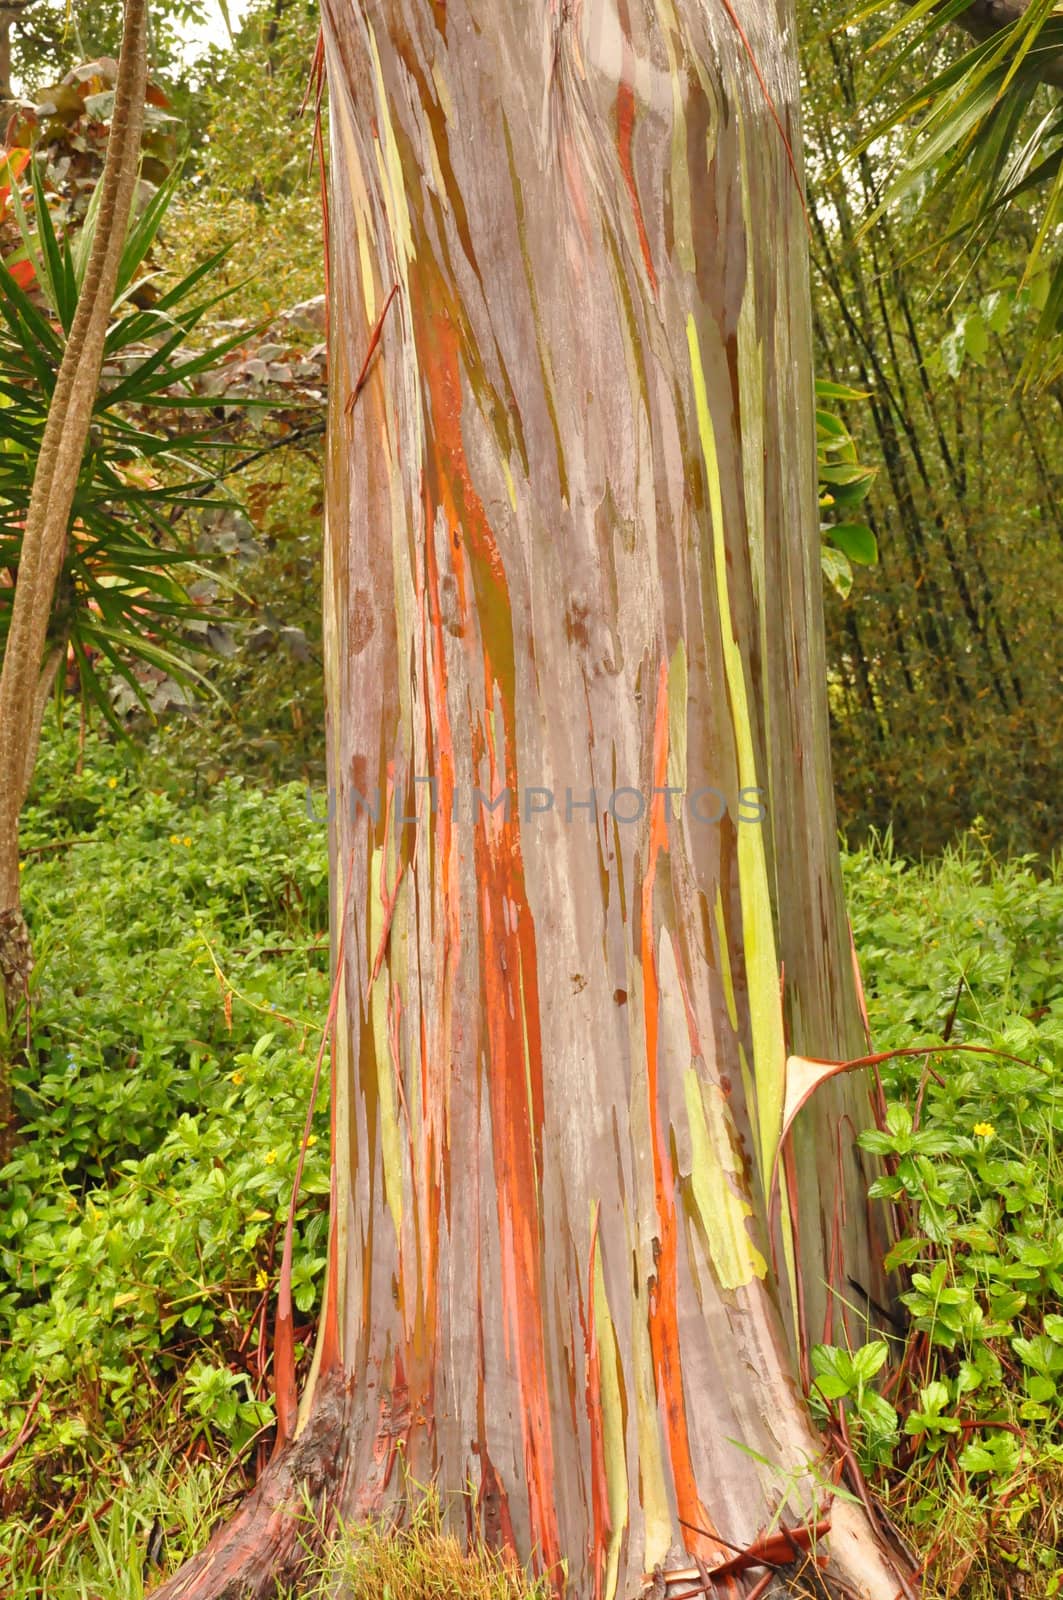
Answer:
180 0 251 64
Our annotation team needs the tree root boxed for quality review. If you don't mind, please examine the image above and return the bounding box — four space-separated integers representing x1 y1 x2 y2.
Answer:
150 1371 354 1600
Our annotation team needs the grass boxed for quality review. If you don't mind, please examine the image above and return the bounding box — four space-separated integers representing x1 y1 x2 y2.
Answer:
0 1458 241 1600
1 728 1060 1597
309 1488 552 1600
2 1466 552 1600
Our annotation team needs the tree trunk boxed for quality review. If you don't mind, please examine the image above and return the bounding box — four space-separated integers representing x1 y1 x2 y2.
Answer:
154 2 906 1596
0 0 148 1161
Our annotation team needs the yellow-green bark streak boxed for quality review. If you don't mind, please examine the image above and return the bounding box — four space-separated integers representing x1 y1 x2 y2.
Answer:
683 1069 767 1290
594 1241 627 1600
686 315 786 1186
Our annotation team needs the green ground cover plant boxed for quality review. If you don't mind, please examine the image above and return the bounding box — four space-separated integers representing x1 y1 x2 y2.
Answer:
0 720 331 1588
820 841 1063 1596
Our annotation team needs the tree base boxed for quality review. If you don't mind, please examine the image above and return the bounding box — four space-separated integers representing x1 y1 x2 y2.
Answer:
150 1374 907 1600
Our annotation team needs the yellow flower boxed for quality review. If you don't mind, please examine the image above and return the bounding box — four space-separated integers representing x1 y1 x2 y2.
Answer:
265 1150 277 1165
107 776 118 789
230 1071 244 1086
256 1269 269 1289
183 836 192 847
169 834 180 844
307 1134 319 1147
973 1121 996 1139
18 860 25 872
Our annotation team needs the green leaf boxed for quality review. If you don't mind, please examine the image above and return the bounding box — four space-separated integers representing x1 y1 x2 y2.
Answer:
116 163 186 300
941 322 966 378
852 1340 890 1383
820 544 853 598
957 1442 995 1474
964 311 989 366
811 1344 856 1389
815 378 871 401
814 1372 852 1401
819 463 877 487
887 1102 914 1139
828 523 878 566
852 0 1063 383
884 1236 923 1272
955 1361 982 1396
858 1391 899 1439
27 158 78 331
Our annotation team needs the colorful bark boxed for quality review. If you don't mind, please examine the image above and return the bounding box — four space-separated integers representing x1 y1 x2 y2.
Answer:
307 0 898 1594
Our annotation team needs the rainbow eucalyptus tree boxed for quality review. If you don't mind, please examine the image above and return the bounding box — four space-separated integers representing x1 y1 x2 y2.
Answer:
157 2 909 1597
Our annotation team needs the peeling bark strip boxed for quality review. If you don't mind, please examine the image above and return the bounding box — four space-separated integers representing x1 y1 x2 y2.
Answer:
155 3 906 1597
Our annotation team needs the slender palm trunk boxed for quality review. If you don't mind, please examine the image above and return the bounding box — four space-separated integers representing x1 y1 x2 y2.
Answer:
0 0 148 1160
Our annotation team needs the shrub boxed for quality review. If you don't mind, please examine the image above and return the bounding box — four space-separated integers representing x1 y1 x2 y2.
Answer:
0 719 331 1556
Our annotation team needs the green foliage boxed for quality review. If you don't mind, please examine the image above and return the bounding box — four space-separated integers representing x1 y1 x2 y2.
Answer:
0 12 329 773
136 0 329 783
195 0 323 182
816 378 878 598
0 146 258 727
809 1339 899 1472
0 720 331 1581
5 1 210 104
145 444 327 786
802 13 1062 858
938 271 1053 378
166 0 325 320
813 839 1063 1596
0 1457 243 1600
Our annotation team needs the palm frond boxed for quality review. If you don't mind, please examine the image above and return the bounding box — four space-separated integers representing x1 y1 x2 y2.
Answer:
845 0 1063 382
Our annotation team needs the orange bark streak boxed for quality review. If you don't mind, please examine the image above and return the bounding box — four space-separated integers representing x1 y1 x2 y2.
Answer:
616 80 658 292
419 471 460 1418
641 662 725 1562
417 288 560 1581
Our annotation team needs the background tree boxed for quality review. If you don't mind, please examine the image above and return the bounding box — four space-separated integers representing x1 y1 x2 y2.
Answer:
155 2 911 1597
800 7 1062 854
0 0 206 114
